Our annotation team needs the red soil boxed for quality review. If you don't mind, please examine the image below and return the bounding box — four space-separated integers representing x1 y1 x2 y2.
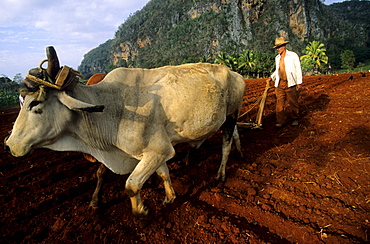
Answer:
1 72 369 243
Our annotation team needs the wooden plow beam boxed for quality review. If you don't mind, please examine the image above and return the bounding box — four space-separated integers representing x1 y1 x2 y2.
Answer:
237 79 271 130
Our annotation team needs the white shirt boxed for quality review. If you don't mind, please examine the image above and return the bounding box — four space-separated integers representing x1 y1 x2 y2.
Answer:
271 50 302 88
19 94 24 108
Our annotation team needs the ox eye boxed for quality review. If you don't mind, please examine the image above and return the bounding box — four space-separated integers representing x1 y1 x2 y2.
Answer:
34 109 43 114
29 100 42 114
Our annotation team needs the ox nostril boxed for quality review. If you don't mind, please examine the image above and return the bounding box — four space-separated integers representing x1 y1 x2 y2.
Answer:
4 145 10 154
4 136 10 153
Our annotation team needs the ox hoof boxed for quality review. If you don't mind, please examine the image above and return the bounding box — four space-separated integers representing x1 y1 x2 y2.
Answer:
215 174 226 182
162 196 176 206
89 201 100 209
133 207 149 218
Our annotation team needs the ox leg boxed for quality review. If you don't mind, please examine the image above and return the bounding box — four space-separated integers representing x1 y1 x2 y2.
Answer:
184 147 196 166
216 115 237 182
156 163 176 205
90 164 108 209
125 152 174 217
233 125 243 158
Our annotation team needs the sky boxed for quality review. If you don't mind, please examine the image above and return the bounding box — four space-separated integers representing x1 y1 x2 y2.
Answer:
0 0 151 79
323 0 345 4
0 0 343 80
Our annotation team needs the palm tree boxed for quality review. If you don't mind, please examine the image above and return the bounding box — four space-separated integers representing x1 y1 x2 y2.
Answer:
238 50 256 78
300 41 329 74
214 52 238 72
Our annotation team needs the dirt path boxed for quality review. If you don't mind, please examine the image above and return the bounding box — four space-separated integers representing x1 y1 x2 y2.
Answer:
1 72 369 243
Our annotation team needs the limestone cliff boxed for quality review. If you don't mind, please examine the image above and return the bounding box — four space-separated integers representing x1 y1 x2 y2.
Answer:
79 0 370 78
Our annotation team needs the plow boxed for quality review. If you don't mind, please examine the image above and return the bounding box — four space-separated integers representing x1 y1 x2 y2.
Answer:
237 79 271 130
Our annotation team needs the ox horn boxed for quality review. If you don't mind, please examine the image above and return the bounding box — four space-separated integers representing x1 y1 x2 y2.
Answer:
46 46 60 80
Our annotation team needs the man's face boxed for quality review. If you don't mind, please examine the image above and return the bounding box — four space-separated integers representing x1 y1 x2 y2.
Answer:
275 45 286 55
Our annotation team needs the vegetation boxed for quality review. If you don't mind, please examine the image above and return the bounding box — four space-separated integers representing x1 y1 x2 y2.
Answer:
79 40 113 79
300 41 329 74
2 1 368 108
213 50 274 78
341 50 356 72
78 0 369 79
0 74 21 108
324 0 370 69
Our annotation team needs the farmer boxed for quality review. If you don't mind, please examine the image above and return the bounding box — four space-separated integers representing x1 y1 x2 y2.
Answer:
19 94 24 108
267 37 302 128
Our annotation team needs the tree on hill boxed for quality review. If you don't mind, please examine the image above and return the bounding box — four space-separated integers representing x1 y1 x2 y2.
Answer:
12 73 23 84
0 75 11 84
341 50 356 71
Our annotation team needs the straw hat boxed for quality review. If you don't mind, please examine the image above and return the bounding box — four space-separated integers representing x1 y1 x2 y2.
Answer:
273 37 290 48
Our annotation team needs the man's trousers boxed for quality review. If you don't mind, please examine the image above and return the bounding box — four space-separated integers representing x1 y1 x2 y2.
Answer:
275 80 299 124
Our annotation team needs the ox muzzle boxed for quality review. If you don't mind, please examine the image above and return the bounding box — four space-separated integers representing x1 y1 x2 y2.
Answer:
4 136 10 154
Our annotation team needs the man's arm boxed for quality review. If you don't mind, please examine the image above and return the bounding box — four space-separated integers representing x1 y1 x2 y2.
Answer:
294 53 303 85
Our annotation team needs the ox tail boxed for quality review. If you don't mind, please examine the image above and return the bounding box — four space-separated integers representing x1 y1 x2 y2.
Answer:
222 111 243 157
221 110 239 142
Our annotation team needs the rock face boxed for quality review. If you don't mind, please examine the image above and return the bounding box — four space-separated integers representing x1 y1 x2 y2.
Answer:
78 0 370 78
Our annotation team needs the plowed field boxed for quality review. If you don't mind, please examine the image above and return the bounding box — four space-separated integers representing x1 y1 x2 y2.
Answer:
1 72 369 243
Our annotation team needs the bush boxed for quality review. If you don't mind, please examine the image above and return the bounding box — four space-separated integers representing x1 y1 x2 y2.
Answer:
341 50 356 71
0 75 20 108
0 90 19 108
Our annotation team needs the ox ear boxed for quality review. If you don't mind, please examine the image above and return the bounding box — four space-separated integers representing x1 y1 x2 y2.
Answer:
57 92 104 113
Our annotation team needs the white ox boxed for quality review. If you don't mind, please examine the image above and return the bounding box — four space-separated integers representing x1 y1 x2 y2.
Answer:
5 51 245 216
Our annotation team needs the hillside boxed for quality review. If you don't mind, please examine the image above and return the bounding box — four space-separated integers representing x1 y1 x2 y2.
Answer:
78 0 370 78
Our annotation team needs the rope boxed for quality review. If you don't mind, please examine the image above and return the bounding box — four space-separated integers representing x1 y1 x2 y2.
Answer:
238 80 271 120
26 74 61 90
238 95 263 119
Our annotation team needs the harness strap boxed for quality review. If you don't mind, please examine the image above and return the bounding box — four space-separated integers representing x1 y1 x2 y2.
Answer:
25 66 82 91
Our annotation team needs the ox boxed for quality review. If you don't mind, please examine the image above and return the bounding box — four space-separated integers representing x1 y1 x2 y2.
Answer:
83 73 107 164
5 46 246 216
